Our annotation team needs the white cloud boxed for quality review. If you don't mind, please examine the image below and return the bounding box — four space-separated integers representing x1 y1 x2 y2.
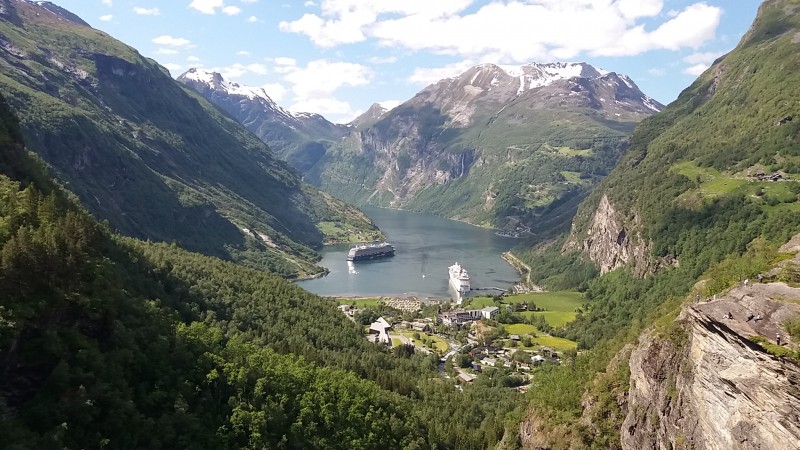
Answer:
187 55 202 62
214 62 269 78
274 59 372 122
283 59 371 99
189 0 224 14
681 50 726 76
368 56 398 64
223 6 242 15
262 83 286 102
99 14 113 21
237 50 251 56
274 56 297 66
101 0 112 5
281 1 722 64
241 0 259 3
683 63 709 76
647 67 666 77
133 7 160 16
162 63 182 74
246 15 259 23
291 97 359 122
683 51 725 65
408 60 476 85
156 48 179 55
152 35 192 48
245 63 268 74
304 1 315 6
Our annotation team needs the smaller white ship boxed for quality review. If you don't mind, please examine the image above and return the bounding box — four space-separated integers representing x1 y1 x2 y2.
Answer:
449 262 470 295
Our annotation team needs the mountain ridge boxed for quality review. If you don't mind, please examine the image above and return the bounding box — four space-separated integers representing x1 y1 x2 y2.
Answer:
0 0 378 277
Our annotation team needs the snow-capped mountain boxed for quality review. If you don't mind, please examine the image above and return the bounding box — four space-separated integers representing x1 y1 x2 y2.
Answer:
411 62 662 127
303 61 663 233
178 68 347 172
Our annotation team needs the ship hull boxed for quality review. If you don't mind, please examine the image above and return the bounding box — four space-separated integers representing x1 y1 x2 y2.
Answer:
347 250 395 261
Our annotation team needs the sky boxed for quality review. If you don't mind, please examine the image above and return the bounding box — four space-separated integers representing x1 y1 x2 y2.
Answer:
48 0 762 123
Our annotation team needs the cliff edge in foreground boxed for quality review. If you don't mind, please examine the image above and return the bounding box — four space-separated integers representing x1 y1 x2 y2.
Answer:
623 253 800 450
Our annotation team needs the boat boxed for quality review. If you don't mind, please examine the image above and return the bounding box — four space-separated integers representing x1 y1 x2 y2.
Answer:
346 242 395 261
449 262 470 295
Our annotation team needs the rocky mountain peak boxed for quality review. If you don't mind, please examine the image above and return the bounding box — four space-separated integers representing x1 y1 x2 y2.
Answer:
179 68 276 104
349 103 389 128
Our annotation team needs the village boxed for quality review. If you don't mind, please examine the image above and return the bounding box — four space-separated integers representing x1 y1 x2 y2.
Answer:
334 291 583 390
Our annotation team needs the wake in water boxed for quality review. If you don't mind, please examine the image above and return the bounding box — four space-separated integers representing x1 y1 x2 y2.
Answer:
347 261 358 275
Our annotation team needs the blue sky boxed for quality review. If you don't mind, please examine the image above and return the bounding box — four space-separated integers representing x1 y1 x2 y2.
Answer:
49 1 762 123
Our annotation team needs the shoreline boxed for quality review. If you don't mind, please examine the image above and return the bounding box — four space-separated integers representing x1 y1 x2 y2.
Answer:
501 251 544 293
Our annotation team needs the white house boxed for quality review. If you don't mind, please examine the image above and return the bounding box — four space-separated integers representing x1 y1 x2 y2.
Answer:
481 306 499 320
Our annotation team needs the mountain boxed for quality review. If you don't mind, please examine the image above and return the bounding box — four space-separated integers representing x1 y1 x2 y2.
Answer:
349 102 390 129
306 62 663 234
516 1 800 447
178 68 348 173
0 90 528 450
0 0 379 277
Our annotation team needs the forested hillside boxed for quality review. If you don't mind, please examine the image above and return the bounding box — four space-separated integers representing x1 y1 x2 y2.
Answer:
0 94 525 448
514 0 800 447
0 0 378 278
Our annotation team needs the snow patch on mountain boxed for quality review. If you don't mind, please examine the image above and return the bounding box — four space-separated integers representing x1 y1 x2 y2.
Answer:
182 68 276 104
497 62 610 94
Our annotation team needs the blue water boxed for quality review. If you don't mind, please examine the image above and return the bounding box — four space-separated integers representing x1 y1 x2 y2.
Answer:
297 207 520 298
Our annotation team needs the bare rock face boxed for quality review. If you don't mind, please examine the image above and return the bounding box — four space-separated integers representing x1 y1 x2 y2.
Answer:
622 284 800 450
563 194 652 275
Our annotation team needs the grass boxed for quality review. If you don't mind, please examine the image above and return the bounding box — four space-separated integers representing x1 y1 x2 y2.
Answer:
560 171 583 184
504 323 540 336
465 291 584 328
671 161 721 181
548 145 594 157
399 331 449 353
464 296 498 308
700 177 748 196
317 221 383 244
334 297 382 308
530 335 578 351
391 338 404 348
521 311 577 328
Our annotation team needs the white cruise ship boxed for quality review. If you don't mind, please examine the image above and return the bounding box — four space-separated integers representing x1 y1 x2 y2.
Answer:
449 262 470 295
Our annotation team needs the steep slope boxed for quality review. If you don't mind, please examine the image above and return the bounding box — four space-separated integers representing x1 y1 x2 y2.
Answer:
0 0 376 277
309 62 662 234
0 93 427 448
562 0 800 275
0 92 529 450
178 68 348 173
516 1 800 448
623 278 800 450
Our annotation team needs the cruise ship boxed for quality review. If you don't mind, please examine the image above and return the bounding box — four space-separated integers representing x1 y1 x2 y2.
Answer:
449 262 470 295
346 242 395 261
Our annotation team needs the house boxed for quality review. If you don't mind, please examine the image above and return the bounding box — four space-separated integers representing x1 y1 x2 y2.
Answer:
509 334 521 341
481 306 500 320
532 355 546 364
483 358 497 367
457 372 475 384
440 311 475 328
369 317 392 345
410 321 431 333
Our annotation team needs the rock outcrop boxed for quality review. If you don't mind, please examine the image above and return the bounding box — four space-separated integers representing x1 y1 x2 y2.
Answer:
563 194 653 275
622 282 800 450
